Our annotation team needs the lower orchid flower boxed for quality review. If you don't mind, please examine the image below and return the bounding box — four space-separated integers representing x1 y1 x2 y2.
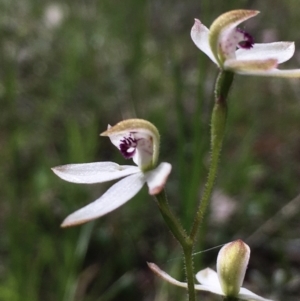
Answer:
148 240 273 301
52 119 172 227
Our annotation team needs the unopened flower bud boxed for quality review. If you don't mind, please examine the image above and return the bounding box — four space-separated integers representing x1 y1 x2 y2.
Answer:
217 240 250 297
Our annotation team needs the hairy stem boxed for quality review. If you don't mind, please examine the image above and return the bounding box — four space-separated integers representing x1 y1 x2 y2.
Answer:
155 190 196 301
190 70 234 242
154 70 234 300
183 244 196 301
155 189 188 246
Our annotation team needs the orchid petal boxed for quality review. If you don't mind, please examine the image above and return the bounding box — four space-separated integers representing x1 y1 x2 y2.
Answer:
196 268 218 286
224 58 278 72
145 162 172 195
147 263 218 292
61 172 145 227
191 19 218 64
238 287 274 301
52 162 140 184
195 268 222 293
209 10 259 64
236 68 300 77
236 42 295 64
147 262 188 288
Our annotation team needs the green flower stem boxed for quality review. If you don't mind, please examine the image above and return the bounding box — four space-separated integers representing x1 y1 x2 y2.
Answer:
155 189 196 301
190 70 234 242
155 189 188 246
182 244 196 301
154 70 234 300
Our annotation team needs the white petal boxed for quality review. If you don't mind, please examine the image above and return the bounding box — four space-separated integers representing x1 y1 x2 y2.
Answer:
147 263 220 293
236 42 295 64
145 162 172 195
191 19 218 64
238 287 274 301
236 68 300 77
61 172 146 227
147 262 188 288
196 268 223 294
52 162 140 184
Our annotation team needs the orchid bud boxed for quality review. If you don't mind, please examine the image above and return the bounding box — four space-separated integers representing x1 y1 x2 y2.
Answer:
217 240 250 297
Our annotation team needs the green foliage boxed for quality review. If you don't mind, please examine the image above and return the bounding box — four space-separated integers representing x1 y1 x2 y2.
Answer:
1 0 300 300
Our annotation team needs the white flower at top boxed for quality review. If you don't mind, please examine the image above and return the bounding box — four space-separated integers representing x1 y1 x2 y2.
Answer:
52 119 171 227
148 240 274 301
191 9 300 77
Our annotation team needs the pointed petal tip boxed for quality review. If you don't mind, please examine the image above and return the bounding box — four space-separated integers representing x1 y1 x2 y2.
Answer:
60 217 89 228
239 9 261 21
100 124 112 136
60 220 71 228
147 262 165 277
147 262 156 270
251 9 260 15
191 18 202 32
100 131 108 137
51 166 61 175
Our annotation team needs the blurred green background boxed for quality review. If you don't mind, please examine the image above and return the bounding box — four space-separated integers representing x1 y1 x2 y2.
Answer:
1 0 300 300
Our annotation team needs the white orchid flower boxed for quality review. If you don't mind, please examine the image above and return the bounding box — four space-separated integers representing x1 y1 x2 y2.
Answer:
52 119 172 227
148 240 274 301
191 9 300 77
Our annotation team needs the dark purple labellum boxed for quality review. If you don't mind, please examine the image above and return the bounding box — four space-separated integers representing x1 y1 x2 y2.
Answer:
119 136 137 159
237 28 254 49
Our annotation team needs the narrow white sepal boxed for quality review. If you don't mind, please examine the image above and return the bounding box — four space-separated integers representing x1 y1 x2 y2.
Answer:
147 262 188 288
236 42 295 64
145 162 172 195
191 19 218 64
52 162 140 184
236 68 300 77
238 288 274 301
147 262 210 291
224 58 278 72
61 172 146 227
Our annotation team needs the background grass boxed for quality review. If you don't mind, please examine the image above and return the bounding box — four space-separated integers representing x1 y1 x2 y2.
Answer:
1 0 300 300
